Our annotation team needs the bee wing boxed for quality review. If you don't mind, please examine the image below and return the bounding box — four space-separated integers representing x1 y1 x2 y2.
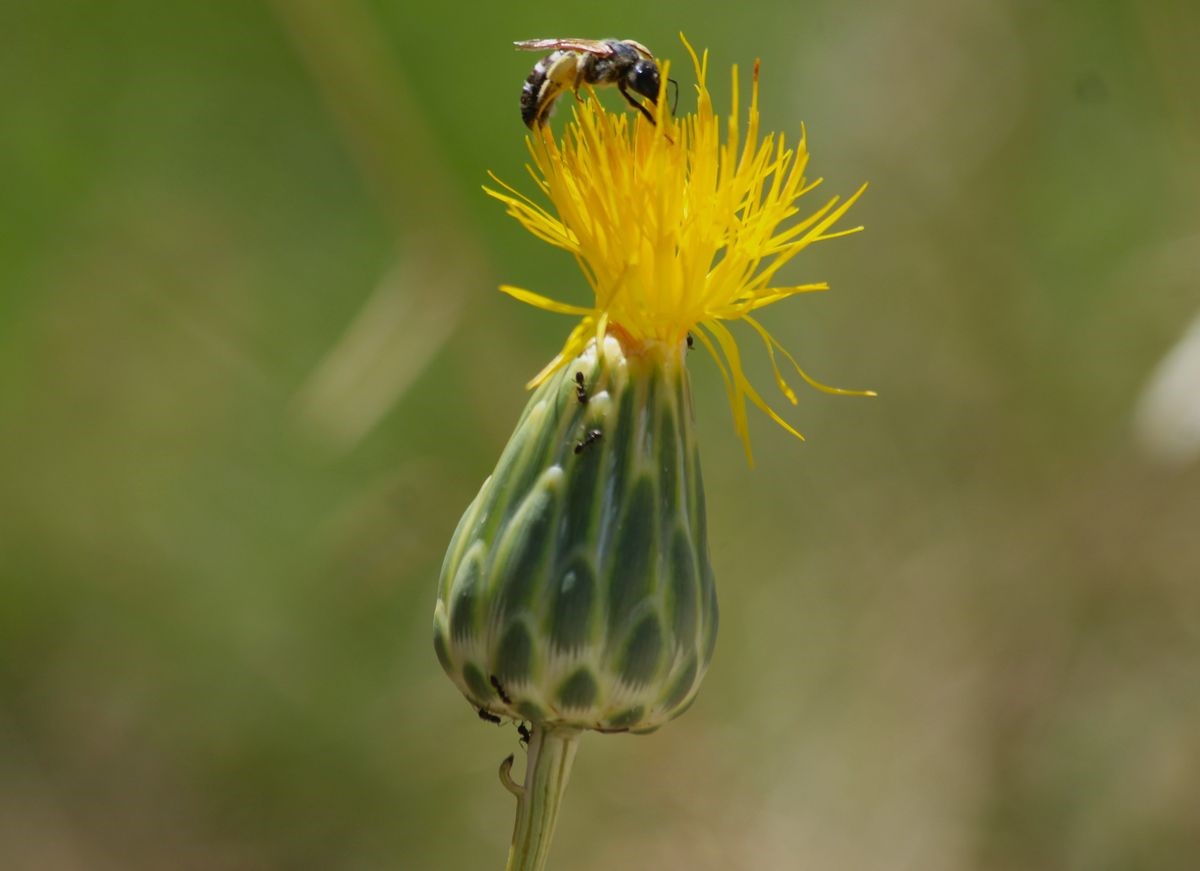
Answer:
513 38 615 56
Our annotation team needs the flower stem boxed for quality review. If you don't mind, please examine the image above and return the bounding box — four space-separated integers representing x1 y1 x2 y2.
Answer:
505 725 582 871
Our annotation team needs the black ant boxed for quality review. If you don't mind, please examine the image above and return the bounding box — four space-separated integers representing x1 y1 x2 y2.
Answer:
477 707 501 725
574 371 589 404
490 675 512 706
686 333 694 349
574 429 602 454
517 722 531 747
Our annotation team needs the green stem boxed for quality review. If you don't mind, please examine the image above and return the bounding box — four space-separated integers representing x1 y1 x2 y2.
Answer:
505 726 582 871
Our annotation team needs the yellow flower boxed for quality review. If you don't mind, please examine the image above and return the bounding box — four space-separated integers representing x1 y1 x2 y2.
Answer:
485 35 872 461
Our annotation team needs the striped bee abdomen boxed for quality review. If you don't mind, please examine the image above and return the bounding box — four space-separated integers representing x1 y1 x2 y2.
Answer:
521 50 571 128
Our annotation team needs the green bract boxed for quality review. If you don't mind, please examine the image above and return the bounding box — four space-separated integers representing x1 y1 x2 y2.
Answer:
434 336 718 734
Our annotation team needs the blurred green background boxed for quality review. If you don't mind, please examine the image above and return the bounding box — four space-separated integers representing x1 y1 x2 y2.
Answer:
3 0 1198 868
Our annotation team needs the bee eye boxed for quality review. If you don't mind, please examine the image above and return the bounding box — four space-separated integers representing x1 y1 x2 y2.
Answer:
631 62 660 100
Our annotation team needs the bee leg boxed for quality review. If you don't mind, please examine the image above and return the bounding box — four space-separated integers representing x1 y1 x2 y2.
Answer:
618 82 656 125
533 54 581 125
534 82 565 126
569 67 589 104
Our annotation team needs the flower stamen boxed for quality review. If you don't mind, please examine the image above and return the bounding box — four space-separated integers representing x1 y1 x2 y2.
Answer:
484 34 871 460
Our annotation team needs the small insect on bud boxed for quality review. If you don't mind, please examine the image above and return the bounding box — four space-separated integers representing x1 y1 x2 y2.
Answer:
477 707 502 725
574 429 602 454
575 371 589 404
491 675 513 705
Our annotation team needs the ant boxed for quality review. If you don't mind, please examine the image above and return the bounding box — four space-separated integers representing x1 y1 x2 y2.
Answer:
477 707 501 725
574 371 589 404
686 333 694 350
517 722 531 747
490 675 513 706
574 429 602 455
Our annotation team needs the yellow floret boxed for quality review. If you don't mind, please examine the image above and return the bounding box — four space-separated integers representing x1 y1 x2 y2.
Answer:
485 35 873 461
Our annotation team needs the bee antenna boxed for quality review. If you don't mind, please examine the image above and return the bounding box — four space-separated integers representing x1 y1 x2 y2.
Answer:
668 77 680 114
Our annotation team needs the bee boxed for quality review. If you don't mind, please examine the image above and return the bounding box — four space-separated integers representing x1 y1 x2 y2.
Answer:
514 38 668 128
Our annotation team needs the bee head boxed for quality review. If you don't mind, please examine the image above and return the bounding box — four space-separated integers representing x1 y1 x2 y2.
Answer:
628 60 661 103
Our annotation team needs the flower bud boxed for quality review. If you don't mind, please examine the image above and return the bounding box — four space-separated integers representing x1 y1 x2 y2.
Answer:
434 335 717 733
